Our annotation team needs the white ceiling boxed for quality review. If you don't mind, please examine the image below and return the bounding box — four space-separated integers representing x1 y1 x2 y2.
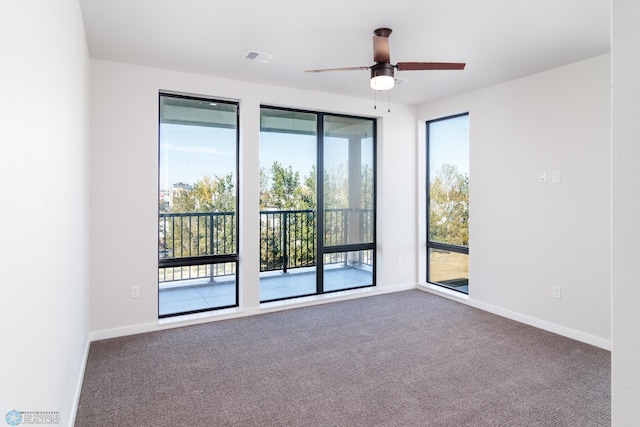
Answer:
79 0 610 106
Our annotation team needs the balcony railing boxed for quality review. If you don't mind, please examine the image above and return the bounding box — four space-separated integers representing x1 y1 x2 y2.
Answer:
158 208 373 283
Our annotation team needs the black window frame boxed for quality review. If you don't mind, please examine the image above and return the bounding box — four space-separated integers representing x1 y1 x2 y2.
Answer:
158 92 240 317
259 105 377 301
426 112 470 294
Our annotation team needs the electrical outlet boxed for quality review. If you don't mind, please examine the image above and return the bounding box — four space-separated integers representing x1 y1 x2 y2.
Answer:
131 285 140 298
396 257 402 267
538 171 547 183
552 286 562 299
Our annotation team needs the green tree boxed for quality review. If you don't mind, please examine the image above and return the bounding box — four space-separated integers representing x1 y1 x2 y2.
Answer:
259 167 272 208
361 164 374 209
429 164 469 246
323 164 348 209
260 161 317 210
269 161 301 209
299 165 317 210
163 174 236 259
259 161 318 270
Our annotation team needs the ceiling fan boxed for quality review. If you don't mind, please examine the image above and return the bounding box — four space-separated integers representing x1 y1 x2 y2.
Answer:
306 28 465 91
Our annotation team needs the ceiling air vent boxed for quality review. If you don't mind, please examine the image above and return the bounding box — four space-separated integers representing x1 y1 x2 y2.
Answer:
242 50 274 64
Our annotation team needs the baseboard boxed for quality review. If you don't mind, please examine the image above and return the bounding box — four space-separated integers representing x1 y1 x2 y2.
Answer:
90 283 417 341
417 284 611 350
258 282 416 314
90 321 164 341
69 337 90 427
91 283 610 351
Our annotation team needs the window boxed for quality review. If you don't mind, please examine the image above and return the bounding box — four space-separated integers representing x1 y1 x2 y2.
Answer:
158 93 239 317
259 109 317 300
259 107 376 302
322 115 375 293
426 113 469 293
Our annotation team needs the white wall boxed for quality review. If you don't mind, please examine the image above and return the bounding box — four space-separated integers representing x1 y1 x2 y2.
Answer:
418 55 611 349
89 56 613 350
89 59 418 338
612 0 640 424
0 1 90 426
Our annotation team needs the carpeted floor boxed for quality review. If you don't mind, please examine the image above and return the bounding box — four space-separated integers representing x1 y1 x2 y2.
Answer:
76 290 610 426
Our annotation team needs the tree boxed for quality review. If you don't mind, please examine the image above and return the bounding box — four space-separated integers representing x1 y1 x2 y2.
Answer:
260 161 317 210
323 164 348 209
163 174 236 259
269 161 301 209
360 163 374 210
299 165 317 210
259 161 318 270
171 174 235 213
429 164 469 246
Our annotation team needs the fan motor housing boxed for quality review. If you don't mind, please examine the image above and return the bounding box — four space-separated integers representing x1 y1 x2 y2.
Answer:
371 62 395 79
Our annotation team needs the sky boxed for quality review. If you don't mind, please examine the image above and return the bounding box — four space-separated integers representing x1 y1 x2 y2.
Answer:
428 114 470 179
159 124 236 191
159 115 466 192
159 124 375 191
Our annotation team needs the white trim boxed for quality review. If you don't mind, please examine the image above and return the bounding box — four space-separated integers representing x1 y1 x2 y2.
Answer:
417 285 611 350
90 321 162 341
69 337 90 427
92 282 609 350
258 283 415 314
90 284 415 341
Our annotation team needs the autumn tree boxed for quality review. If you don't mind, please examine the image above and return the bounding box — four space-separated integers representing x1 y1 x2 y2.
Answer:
429 164 469 246
171 174 235 213
163 174 236 259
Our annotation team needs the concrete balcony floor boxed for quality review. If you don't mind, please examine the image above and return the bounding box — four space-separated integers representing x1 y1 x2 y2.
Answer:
159 265 373 317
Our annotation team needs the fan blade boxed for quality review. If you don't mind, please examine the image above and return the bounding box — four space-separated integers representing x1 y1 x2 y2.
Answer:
306 66 370 73
396 62 466 71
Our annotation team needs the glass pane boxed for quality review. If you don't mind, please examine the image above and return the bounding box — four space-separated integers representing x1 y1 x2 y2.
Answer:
158 95 238 317
428 249 468 293
159 97 238 257
323 116 375 247
428 115 469 246
259 108 317 301
159 262 237 315
324 250 373 292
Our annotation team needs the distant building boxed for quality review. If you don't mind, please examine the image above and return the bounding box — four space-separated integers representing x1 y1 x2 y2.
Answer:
169 182 192 209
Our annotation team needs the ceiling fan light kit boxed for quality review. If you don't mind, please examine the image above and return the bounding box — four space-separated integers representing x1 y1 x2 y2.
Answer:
370 63 395 90
306 27 465 93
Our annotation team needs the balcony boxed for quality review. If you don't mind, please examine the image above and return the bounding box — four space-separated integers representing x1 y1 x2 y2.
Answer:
158 209 373 316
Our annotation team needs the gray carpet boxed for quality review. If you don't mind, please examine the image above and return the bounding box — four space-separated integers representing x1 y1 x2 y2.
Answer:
76 290 610 426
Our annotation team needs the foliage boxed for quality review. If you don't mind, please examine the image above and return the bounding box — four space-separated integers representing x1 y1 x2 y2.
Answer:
260 162 316 210
171 174 235 213
429 164 469 246
259 162 317 269
161 161 376 273
161 173 236 260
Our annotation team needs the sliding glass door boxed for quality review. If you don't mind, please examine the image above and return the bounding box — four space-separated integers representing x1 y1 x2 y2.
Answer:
259 109 318 300
260 107 376 302
322 115 375 292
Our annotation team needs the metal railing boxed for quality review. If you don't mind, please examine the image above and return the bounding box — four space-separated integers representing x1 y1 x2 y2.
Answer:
260 209 316 273
159 208 373 283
